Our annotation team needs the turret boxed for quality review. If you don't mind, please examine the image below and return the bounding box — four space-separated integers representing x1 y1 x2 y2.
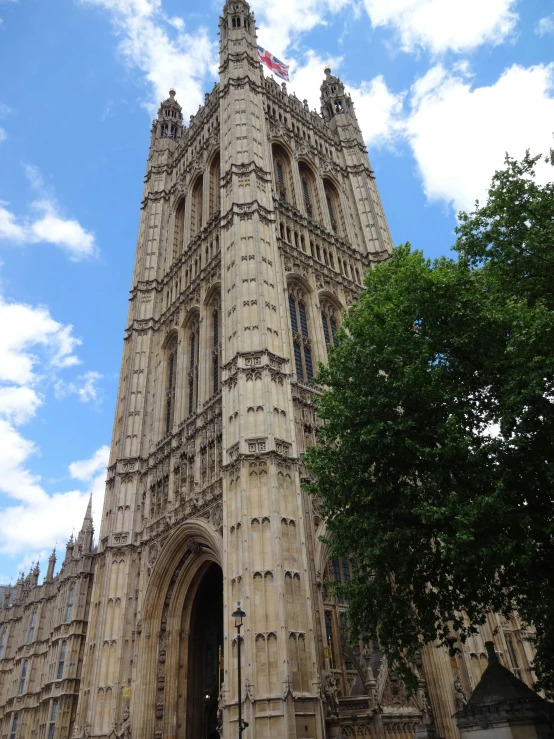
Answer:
154 89 183 141
75 495 94 557
320 67 364 142
46 548 57 581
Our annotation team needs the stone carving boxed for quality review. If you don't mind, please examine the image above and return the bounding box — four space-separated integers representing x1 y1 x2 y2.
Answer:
324 673 340 716
453 673 467 712
211 503 223 529
186 537 202 555
116 710 131 739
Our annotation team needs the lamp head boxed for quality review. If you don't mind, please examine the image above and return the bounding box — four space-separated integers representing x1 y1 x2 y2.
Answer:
232 602 246 628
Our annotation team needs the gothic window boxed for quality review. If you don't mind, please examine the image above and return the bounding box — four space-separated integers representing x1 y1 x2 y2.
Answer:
212 301 221 395
47 700 58 739
210 152 220 216
173 198 186 260
187 318 200 416
18 660 28 695
27 607 37 644
323 179 344 236
272 144 295 206
288 284 313 383
191 176 203 237
321 300 340 354
65 584 75 622
0 629 6 658
57 641 66 680
298 162 319 220
165 335 178 434
10 713 18 739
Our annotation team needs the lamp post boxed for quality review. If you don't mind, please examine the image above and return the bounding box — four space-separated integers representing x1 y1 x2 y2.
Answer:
232 603 248 737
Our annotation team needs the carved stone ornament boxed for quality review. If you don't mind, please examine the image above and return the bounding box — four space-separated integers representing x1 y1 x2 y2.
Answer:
186 537 202 555
324 673 340 716
116 709 131 739
211 503 223 529
453 673 467 713
147 543 159 568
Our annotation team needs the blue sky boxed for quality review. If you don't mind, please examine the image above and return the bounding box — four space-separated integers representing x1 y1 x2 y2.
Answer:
0 0 553 582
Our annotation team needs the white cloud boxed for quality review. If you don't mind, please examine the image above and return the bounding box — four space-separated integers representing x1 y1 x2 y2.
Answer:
0 285 106 565
255 0 352 58
0 167 96 260
55 370 103 404
0 295 81 385
287 51 343 110
350 75 405 146
404 62 554 212
70 445 110 482
78 0 217 116
0 386 42 425
536 15 554 36
0 128 6 142
362 0 518 54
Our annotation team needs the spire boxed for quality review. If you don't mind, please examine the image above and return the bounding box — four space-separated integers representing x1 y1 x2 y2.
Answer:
75 495 95 557
46 548 57 582
65 533 75 564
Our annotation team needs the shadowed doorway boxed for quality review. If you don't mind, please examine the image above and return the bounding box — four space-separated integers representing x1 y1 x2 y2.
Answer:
185 563 223 739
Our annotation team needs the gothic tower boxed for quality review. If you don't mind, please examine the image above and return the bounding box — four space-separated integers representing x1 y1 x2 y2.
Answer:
72 1 428 737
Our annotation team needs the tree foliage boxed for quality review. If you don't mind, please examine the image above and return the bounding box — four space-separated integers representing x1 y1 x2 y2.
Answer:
304 152 554 695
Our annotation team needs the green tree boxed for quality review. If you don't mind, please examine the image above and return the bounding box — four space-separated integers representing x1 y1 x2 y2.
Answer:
304 152 554 695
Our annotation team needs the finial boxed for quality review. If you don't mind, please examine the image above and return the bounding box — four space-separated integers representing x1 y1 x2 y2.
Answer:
169 88 176 99
485 641 499 663
324 67 331 77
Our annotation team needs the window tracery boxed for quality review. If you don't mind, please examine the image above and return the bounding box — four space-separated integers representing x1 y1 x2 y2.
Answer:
211 295 222 395
210 152 220 216
272 144 295 206
191 176 203 237
321 299 340 353
298 162 319 221
288 284 313 383
165 335 178 434
173 198 186 260
323 179 344 236
186 317 200 416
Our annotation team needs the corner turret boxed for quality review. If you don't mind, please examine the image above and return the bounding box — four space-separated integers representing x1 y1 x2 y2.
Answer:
155 89 183 141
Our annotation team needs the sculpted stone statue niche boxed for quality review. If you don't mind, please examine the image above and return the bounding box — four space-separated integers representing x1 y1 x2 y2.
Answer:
116 709 131 739
324 673 340 716
453 673 467 713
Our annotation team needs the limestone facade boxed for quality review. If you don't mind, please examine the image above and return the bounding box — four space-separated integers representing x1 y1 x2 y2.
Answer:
0 503 95 739
0 2 540 738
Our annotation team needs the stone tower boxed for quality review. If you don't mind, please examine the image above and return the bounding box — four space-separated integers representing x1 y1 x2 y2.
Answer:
71 1 420 737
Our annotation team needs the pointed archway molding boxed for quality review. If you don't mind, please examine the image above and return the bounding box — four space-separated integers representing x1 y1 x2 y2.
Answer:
132 519 223 739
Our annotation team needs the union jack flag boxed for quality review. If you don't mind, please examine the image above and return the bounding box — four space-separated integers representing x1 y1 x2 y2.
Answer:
258 46 290 82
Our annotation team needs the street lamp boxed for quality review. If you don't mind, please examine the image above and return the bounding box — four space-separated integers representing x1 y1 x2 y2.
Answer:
232 602 248 737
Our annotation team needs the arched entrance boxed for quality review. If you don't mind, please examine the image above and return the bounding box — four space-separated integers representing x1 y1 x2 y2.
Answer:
184 563 223 739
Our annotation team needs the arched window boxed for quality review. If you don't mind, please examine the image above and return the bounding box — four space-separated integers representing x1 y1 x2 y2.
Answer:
298 162 318 220
321 299 340 353
211 297 221 395
10 713 18 739
323 558 379 697
323 179 344 236
272 144 295 206
18 660 28 695
173 198 186 260
57 640 66 680
27 606 38 644
165 335 178 434
288 284 313 383
187 317 200 416
191 176 203 237
0 629 6 658
48 700 59 739
65 584 75 622
210 152 220 216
